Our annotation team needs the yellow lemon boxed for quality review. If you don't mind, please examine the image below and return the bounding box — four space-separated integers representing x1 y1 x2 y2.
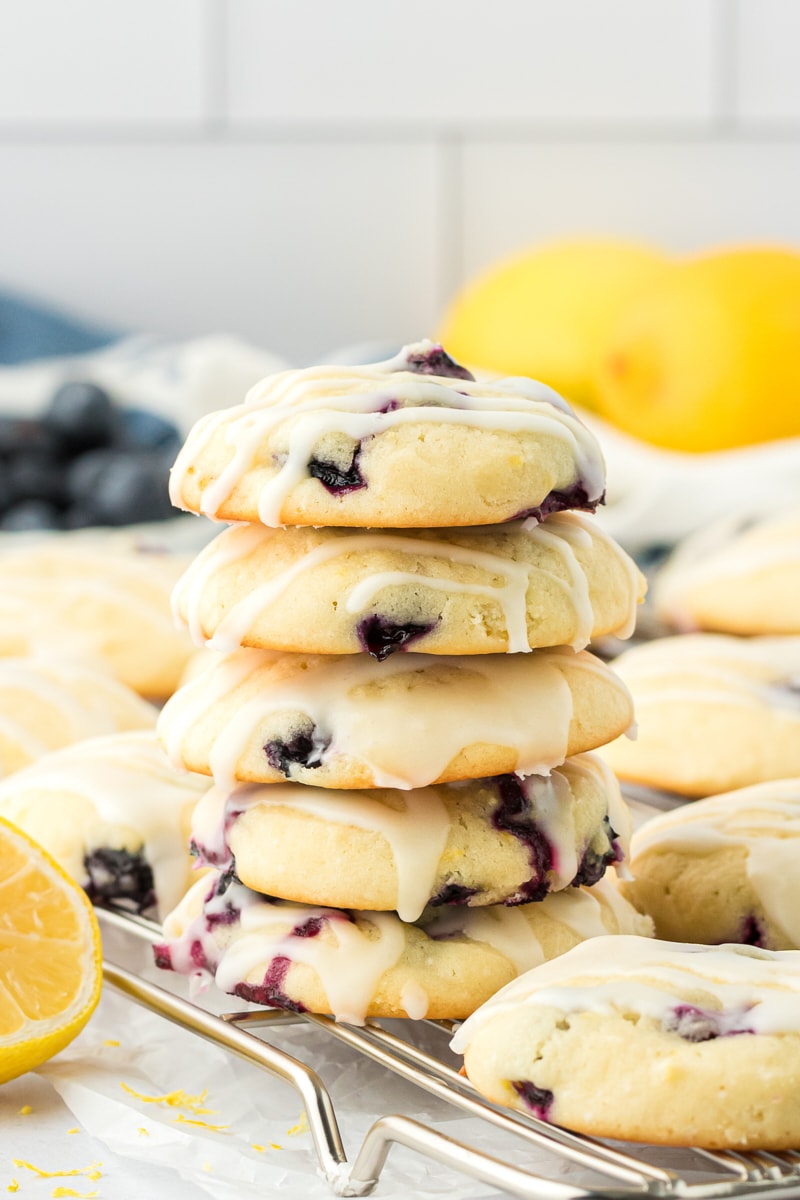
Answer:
0 816 102 1084
595 246 800 452
439 238 668 408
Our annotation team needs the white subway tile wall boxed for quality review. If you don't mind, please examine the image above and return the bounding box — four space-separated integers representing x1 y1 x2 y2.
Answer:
0 0 798 362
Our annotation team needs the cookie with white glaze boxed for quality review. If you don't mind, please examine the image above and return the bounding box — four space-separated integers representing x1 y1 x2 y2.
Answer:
452 936 800 1149
621 779 800 950
158 645 633 790
0 658 157 778
189 754 630 921
169 340 606 529
600 634 800 797
0 530 196 698
0 731 210 916
154 871 653 1023
654 510 800 636
172 511 645 660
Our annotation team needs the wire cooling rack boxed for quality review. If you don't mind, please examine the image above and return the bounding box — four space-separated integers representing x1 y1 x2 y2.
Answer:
97 906 800 1200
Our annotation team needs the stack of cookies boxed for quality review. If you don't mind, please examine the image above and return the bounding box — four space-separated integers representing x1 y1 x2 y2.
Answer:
155 341 651 1023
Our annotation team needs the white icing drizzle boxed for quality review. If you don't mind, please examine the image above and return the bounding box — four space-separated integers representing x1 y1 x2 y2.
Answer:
216 905 406 1025
632 780 800 946
450 936 800 1054
0 731 208 915
169 343 604 526
159 646 589 791
400 980 430 1020
173 510 639 656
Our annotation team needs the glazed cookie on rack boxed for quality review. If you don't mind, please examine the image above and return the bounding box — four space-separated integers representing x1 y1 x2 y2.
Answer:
189 754 630 921
654 509 800 635
621 778 800 950
0 731 210 916
0 658 156 777
0 530 196 698
172 512 645 660
158 645 634 789
169 340 606 529
452 936 800 1149
154 871 653 1023
600 634 800 797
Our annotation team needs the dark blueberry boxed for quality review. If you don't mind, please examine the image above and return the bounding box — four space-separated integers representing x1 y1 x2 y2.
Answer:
7 451 70 507
430 883 479 906
83 846 155 913
741 914 767 948
308 446 366 495
189 938 207 969
67 450 175 525
572 819 618 888
356 615 437 661
232 956 307 1014
292 916 326 938
0 499 65 531
492 777 553 902
398 344 475 381
514 481 605 523
152 943 173 970
264 724 330 778
44 381 117 453
511 1081 554 1120
665 1004 755 1042
116 407 181 453
0 415 60 460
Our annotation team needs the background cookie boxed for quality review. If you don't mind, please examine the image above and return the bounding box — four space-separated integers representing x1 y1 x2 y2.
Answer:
159 645 634 790
601 634 800 796
169 340 606 528
452 936 800 1149
654 509 800 635
621 778 800 949
0 658 156 777
0 731 210 916
189 754 630 921
156 871 653 1023
173 511 645 659
0 530 196 698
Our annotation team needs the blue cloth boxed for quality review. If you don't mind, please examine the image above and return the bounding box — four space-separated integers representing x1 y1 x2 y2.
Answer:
0 290 121 364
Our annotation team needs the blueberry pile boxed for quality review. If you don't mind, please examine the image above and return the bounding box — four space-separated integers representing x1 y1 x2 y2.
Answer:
0 381 183 531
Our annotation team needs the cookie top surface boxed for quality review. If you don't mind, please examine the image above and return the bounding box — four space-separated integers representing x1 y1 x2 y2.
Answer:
0 530 195 698
627 778 800 949
188 753 630 921
0 657 156 777
169 340 606 528
654 509 800 635
173 512 645 658
158 645 633 790
0 730 210 915
601 633 800 796
156 870 652 1023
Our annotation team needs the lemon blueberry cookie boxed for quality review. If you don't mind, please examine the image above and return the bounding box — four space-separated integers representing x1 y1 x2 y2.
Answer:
158 645 633 790
0 658 156 777
601 634 800 797
172 512 644 660
621 779 800 950
452 936 800 1149
155 870 652 1023
169 340 606 529
0 731 210 915
189 754 630 921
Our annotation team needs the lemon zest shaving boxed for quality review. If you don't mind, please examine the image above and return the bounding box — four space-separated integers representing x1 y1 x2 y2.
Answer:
251 1144 265 1152
67 1129 79 1136
103 1039 120 1047
287 1111 309 1136
51 1191 98 1199
202 1162 213 1174
7 1183 19 1194
174 1114 229 1132
271 1142 282 1150
119 1082 216 1115
18 1105 32 1115
137 1127 150 1137
13 1161 101 1180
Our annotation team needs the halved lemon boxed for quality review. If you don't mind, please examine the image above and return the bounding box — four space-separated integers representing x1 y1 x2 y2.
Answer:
0 816 102 1084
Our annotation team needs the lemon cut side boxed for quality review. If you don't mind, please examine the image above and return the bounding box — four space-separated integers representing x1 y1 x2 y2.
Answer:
0 816 102 1084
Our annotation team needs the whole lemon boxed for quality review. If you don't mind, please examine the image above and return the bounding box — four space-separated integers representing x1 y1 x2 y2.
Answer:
595 246 800 452
439 239 668 409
